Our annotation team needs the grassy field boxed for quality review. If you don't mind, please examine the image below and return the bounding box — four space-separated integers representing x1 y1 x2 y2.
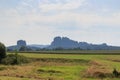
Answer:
1 51 120 80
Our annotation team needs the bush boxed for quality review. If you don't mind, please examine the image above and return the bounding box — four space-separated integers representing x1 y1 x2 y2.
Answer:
0 42 6 61
113 68 119 77
1 54 30 65
0 66 7 71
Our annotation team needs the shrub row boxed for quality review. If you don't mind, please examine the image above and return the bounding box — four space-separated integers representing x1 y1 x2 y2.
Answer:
1 54 30 65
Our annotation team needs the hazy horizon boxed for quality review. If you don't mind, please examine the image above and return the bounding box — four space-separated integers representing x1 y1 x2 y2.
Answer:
5 36 120 47
1 0 120 46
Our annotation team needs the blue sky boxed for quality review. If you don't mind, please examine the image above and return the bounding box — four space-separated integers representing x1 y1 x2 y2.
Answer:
0 0 120 46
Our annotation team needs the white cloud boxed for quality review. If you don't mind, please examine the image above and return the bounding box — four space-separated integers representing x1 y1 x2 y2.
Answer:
22 12 120 29
3 0 118 29
39 0 86 12
1 8 120 30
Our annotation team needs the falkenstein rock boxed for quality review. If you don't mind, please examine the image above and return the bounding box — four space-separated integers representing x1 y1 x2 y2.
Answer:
17 40 26 47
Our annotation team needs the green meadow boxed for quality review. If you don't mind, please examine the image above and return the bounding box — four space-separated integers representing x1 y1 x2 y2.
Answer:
1 51 120 80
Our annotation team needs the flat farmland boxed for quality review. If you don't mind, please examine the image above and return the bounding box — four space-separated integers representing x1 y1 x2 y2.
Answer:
1 51 120 80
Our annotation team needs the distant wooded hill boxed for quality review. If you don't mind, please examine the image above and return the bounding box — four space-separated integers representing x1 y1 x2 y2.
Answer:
7 36 120 51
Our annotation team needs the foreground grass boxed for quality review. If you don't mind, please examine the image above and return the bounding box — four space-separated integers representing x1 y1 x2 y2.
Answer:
1 52 120 80
0 76 30 80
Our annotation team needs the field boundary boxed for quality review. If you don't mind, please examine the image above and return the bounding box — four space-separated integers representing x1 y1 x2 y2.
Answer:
8 50 120 55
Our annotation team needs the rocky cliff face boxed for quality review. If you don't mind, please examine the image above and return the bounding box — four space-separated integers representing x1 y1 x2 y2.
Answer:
48 36 118 50
50 37 79 49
